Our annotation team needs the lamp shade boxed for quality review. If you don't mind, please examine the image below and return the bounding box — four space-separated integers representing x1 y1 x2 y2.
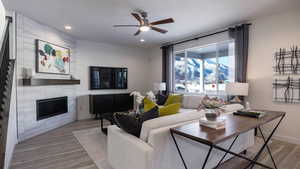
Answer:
225 83 249 96
154 82 166 91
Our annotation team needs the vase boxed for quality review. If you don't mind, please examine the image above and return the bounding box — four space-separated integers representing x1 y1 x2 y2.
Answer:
205 109 220 121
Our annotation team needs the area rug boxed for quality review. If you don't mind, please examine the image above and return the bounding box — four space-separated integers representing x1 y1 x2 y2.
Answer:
74 127 269 169
73 128 113 169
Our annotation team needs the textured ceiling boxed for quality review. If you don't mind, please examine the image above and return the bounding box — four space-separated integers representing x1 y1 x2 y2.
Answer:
3 0 300 48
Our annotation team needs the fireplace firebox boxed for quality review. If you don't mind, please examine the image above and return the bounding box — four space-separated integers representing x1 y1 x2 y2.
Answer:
36 96 68 121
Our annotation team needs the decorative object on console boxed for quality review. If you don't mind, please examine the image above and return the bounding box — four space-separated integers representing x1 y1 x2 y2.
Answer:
145 91 156 102
225 82 249 103
198 95 226 120
130 91 145 114
36 39 70 75
113 106 159 137
21 67 34 79
130 91 156 114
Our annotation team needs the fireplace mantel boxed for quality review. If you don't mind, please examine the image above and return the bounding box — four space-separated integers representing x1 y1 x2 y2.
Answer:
22 78 80 86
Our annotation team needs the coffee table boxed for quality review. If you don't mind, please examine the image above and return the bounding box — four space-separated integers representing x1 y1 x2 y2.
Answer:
170 110 285 169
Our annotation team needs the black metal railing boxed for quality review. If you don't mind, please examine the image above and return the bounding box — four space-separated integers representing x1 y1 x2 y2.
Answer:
0 16 14 169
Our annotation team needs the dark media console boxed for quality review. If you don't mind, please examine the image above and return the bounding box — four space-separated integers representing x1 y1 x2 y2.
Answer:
89 93 133 134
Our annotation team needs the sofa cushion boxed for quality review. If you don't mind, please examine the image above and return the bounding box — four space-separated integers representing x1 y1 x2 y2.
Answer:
182 95 204 109
164 94 183 106
140 110 203 141
145 98 181 117
159 103 181 116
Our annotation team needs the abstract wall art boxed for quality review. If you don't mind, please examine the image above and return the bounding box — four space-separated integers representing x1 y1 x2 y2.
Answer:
273 46 300 75
273 45 300 103
273 76 300 103
36 39 70 74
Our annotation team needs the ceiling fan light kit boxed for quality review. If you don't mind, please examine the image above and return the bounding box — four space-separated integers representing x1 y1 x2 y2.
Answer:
114 11 174 36
139 26 150 32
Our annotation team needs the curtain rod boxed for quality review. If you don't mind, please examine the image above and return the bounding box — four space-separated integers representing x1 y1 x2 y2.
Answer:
161 23 252 48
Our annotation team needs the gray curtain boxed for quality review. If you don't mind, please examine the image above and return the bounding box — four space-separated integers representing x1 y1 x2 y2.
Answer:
229 24 249 83
161 45 174 95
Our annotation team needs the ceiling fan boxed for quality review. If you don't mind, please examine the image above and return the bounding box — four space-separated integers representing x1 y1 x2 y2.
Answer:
114 11 174 36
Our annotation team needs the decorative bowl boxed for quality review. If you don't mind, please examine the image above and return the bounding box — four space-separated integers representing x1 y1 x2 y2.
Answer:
205 112 218 121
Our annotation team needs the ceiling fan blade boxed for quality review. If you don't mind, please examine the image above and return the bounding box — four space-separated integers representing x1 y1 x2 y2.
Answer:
151 26 168 34
131 13 143 24
134 30 141 36
150 18 174 25
114 25 139 27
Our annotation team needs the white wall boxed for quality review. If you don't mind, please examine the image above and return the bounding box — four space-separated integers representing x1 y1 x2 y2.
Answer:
0 0 5 44
16 14 78 141
247 9 300 144
76 40 151 120
148 47 162 87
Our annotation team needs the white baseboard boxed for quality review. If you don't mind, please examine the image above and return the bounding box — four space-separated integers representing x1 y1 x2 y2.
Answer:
260 130 300 145
273 134 300 145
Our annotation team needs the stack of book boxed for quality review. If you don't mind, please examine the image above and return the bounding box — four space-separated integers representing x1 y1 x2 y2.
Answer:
233 110 266 118
199 117 225 130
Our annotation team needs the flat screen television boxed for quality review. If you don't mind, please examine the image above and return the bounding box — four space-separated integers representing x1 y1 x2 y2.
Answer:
89 66 128 90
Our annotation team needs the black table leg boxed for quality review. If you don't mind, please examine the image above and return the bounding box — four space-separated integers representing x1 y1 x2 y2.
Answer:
170 131 188 169
214 135 239 169
202 146 213 169
244 115 285 169
258 128 278 169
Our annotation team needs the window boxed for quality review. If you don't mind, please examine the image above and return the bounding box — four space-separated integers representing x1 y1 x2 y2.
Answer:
173 41 235 94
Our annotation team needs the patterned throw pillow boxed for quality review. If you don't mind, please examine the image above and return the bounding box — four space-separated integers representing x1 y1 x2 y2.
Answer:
113 106 159 137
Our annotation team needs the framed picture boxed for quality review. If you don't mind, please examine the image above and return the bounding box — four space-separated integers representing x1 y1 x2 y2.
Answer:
36 39 70 75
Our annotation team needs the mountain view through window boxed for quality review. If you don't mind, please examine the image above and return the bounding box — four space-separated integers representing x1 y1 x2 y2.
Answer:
174 41 235 94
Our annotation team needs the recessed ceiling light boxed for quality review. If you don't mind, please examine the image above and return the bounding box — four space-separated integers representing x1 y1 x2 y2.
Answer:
139 26 150 32
64 25 72 30
140 39 145 42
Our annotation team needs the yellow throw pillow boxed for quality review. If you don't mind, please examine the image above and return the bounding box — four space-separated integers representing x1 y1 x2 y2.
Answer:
144 98 157 112
164 94 183 106
159 103 181 117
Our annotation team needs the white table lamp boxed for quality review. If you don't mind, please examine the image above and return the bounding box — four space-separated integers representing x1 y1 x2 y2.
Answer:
225 82 249 103
154 82 166 94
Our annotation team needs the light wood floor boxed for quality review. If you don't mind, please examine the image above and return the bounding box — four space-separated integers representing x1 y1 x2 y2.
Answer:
10 120 300 169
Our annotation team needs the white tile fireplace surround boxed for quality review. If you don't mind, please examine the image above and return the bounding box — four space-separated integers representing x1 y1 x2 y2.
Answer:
16 14 77 141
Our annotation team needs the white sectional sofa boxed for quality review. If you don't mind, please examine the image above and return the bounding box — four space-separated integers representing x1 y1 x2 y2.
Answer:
107 95 254 169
